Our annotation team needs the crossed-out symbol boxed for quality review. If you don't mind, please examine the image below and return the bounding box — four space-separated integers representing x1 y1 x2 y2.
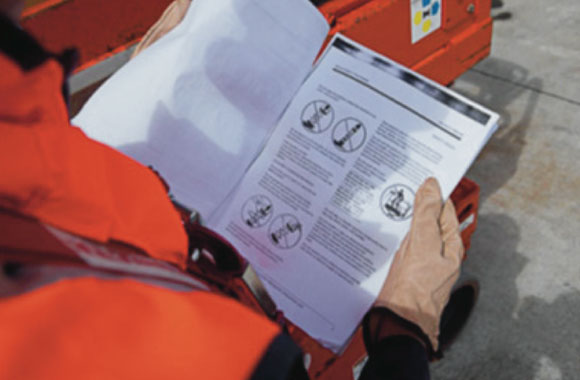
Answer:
268 214 302 249
301 100 334 134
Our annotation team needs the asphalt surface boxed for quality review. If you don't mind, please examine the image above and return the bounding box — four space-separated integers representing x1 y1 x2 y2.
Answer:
431 1 580 379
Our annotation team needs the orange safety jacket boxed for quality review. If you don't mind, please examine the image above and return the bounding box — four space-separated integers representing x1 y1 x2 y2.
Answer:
0 14 303 380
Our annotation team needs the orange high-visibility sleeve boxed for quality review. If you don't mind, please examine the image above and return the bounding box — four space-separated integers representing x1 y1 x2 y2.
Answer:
0 278 281 380
1 20 289 380
0 53 188 267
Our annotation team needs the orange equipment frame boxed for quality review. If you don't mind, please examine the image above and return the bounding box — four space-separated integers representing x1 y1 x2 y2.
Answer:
317 0 493 85
21 0 492 86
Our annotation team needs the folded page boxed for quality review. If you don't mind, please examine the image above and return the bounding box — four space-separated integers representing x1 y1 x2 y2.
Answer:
73 0 329 218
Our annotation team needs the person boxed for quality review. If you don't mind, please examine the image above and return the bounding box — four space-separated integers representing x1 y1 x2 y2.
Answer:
0 1 471 379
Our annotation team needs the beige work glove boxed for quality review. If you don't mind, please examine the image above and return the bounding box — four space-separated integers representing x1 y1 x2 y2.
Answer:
375 178 464 351
131 0 192 58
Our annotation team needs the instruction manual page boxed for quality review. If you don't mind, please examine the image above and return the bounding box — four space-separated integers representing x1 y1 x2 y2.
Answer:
212 34 499 351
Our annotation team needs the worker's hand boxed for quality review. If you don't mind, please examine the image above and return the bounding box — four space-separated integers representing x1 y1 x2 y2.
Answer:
374 177 464 351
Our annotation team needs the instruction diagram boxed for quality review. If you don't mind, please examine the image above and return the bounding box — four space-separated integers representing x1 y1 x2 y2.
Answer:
332 118 367 153
268 214 303 249
242 195 274 228
301 100 335 133
212 34 500 350
380 184 415 221
410 0 442 44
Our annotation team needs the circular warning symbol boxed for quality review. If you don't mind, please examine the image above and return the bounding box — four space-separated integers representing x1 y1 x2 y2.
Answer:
242 195 273 228
268 214 302 249
380 184 415 221
301 100 334 134
332 118 367 153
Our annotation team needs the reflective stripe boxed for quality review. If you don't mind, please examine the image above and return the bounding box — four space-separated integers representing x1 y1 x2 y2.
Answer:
46 225 209 291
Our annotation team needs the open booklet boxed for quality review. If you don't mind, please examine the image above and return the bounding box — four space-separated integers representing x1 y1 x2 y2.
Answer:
210 35 499 350
73 0 498 353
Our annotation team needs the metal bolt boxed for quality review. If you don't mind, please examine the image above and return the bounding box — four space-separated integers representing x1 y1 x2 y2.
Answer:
467 3 475 13
191 248 201 262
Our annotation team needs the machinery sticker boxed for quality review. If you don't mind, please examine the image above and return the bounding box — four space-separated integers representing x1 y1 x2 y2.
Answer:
410 0 442 44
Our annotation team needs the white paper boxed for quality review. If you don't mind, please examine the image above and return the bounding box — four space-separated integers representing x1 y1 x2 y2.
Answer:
212 34 499 351
73 0 329 219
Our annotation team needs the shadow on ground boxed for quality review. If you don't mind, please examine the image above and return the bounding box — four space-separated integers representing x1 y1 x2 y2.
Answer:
453 57 543 203
431 56 580 379
432 213 580 379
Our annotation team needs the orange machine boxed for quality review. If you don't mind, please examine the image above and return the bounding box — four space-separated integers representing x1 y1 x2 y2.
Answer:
21 0 492 88
19 0 491 378
316 0 492 86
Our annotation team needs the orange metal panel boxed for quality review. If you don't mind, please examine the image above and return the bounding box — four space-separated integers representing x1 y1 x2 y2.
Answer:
318 0 493 85
444 0 475 31
23 0 68 18
21 0 493 86
413 19 492 85
21 0 173 70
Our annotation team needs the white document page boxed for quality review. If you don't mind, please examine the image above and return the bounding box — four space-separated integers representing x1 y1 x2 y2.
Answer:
73 0 329 219
212 34 499 351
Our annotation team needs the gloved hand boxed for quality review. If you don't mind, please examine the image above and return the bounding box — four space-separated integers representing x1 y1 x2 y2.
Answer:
374 177 464 351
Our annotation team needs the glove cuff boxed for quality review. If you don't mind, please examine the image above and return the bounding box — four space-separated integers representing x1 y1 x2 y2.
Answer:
362 307 443 361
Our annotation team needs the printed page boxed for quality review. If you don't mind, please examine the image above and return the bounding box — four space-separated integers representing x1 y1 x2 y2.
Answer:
212 34 499 351
73 0 329 219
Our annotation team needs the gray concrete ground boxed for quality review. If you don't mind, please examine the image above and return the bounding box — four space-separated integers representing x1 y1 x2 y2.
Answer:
431 1 580 379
